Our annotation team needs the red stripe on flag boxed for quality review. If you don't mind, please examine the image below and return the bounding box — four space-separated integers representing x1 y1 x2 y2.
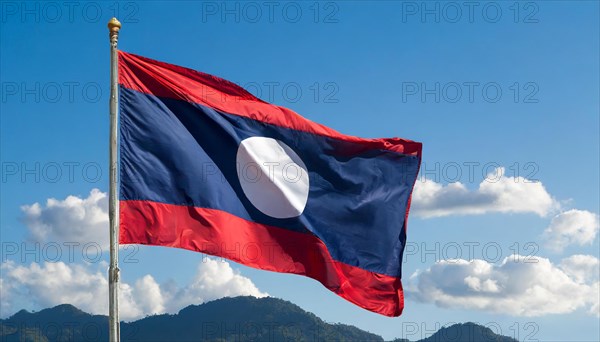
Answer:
120 200 404 317
117 51 421 157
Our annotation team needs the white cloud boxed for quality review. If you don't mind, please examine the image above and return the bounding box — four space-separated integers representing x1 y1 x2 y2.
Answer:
21 189 109 248
412 167 559 218
542 210 600 252
0 258 267 320
559 254 600 284
157 258 269 314
407 255 599 317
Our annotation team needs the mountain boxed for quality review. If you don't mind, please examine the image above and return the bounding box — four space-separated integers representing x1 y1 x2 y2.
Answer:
0 304 109 342
126 296 383 341
0 297 381 342
0 296 517 342
419 322 518 342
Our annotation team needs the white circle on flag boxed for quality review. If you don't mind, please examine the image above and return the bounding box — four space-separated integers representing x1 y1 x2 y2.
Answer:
236 137 309 219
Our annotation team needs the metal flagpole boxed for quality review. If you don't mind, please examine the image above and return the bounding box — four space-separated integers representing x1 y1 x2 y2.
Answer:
107 17 121 342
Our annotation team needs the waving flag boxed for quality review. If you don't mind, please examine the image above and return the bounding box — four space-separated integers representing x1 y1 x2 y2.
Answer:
118 51 422 316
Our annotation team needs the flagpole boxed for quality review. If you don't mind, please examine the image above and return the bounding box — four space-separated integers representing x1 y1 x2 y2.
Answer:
107 17 121 342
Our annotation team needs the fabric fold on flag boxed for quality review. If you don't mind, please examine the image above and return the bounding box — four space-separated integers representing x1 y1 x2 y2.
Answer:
118 51 422 317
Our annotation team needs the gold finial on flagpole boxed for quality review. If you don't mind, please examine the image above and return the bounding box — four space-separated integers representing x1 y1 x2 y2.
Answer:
108 17 121 33
108 17 121 45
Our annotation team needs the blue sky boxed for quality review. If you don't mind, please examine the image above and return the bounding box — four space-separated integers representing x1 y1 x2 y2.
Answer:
1 1 599 341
